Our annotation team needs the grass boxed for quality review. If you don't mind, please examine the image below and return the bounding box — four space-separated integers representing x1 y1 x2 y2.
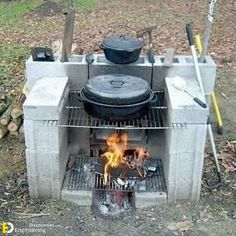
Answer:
0 44 29 85
0 1 42 18
0 1 42 83
63 0 99 11
0 0 43 28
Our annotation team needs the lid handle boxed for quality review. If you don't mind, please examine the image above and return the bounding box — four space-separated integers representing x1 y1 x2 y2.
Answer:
110 80 125 88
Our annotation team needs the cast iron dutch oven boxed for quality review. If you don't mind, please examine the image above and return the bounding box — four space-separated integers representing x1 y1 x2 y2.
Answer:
100 35 144 64
80 74 155 120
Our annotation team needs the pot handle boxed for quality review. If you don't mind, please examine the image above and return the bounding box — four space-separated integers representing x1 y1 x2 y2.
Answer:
77 91 84 102
110 80 125 88
100 44 105 49
150 92 157 105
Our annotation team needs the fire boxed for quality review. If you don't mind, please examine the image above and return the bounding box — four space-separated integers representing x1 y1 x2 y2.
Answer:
101 132 149 185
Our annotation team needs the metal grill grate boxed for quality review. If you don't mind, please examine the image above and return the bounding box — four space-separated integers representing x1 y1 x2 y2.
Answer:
66 156 166 193
46 90 187 130
67 156 93 190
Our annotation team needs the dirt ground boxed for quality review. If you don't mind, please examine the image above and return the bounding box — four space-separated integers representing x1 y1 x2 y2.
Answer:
0 0 235 235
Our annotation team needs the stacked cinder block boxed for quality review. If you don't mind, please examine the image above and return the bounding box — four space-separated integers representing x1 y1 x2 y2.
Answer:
164 76 208 202
26 55 87 90
23 77 69 198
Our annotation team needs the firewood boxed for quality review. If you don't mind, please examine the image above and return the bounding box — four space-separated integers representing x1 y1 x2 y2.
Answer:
11 94 26 119
0 101 10 116
7 117 22 132
0 104 12 125
19 124 25 143
0 123 8 139
9 131 19 136
22 83 29 97
0 92 7 101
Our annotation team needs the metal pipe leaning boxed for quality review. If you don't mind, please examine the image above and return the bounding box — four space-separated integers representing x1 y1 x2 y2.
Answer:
186 23 223 185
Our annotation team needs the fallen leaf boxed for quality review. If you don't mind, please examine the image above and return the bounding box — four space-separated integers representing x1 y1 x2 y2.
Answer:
167 221 194 232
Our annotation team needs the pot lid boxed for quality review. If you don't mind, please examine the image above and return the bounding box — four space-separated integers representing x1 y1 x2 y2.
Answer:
84 74 150 105
102 35 144 51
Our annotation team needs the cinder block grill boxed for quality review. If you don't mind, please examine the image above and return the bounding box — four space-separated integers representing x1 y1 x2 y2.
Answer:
23 54 217 208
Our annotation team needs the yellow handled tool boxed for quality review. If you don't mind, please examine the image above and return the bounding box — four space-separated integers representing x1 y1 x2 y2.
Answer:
195 34 223 134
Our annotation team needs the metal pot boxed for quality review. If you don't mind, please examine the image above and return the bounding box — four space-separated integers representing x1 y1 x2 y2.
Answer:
80 74 155 120
80 89 155 121
100 35 144 64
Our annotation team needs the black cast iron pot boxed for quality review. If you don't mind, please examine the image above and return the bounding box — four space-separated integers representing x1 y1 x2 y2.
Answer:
79 74 155 121
100 35 144 64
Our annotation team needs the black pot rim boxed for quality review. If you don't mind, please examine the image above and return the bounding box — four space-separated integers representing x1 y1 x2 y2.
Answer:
100 43 144 52
80 89 155 108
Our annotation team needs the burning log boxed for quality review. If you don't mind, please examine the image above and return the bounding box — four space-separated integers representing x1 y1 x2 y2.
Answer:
7 117 22 132
0 123 8 139
100 132 149 185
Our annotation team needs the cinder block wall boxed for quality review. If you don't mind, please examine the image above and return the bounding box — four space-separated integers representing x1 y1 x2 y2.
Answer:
23 77 69 198
26 54 216 97
164 77 208 202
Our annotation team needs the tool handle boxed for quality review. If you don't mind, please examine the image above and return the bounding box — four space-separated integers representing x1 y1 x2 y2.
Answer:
194 97 207 108
186 24 194 46
85 52 94 64
147 47 155 64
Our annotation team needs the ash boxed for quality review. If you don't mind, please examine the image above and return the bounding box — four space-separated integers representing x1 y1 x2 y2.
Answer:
93 189 134 218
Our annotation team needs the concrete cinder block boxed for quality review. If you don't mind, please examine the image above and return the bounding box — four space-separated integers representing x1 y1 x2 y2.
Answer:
165 152 204 183
23 77 69 120
24 120 68 151
26 147 68 179
26 55 88 90
135 192 167 208
26 141 69 198
153 55 216 95
61 189 92 206
89 54 152 85
28 176 61 199
166 125 207 154
167 179 202 203
165 76 209 124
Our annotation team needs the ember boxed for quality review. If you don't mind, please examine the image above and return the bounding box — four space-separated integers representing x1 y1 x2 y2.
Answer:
101 132 149 185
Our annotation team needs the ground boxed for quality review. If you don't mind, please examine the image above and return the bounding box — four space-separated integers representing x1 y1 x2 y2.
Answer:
0 0 235 235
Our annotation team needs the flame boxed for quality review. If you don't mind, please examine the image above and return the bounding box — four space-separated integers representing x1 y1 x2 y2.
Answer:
101 132 148 185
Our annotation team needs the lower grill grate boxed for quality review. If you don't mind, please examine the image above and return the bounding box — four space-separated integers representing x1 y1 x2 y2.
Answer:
66 156 166 193
67 156 93 190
